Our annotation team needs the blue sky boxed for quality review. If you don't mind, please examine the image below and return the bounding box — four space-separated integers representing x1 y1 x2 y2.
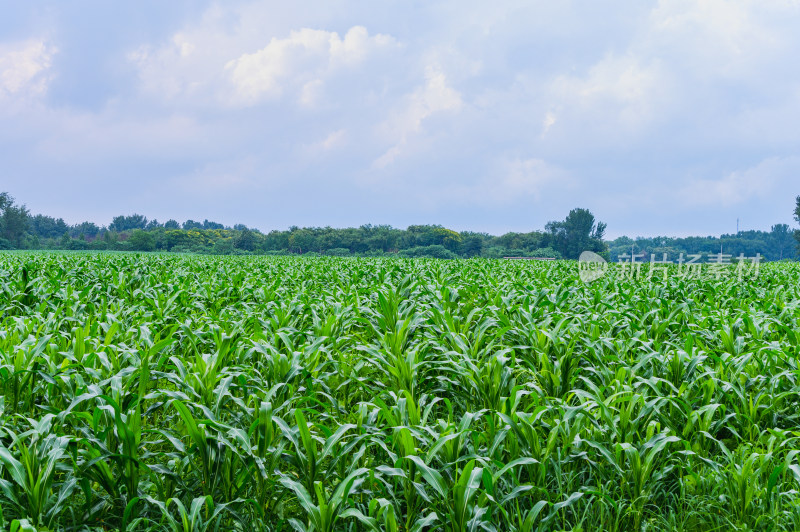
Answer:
1 1 799 238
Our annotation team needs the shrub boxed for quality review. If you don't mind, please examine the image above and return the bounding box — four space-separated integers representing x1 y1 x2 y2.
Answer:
529 247 561 258
212 239 235 255
68 239 90 250
127 230 156 252
399 245 458 259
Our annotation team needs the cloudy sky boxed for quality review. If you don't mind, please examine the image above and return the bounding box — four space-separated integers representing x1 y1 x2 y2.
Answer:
1 1 799 238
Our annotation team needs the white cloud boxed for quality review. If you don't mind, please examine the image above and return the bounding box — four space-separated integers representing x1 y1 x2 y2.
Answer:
503 158 565 197
320 129 346 150
374 66 463 168
678 156 800 207
648 0 781 78
172 33 195 58
412 157 571 209
541 111 556 137
130 22 395 107
226 26 394 106
470 157 571 204
329 25 394 66
0 39 56 103
298 79 324 107
303 128 347 154
536 1 800 147
170 157 257 195
7 1 800 237
548 53 668 131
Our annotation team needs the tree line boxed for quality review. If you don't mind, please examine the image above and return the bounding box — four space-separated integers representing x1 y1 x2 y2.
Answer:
605 197 800 262
608 225 798 263
1 190 799 260
0 192 609 259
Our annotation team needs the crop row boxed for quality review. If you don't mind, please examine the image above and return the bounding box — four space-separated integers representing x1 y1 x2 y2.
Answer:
1 254 799 530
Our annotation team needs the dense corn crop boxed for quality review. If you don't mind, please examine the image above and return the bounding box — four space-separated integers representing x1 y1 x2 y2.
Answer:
1 253 800 531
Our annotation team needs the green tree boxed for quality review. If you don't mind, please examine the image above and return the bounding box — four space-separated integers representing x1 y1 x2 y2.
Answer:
770 224 794 260
182 220 203 230
109 214 148 232
546 208 607 260
71 221 100 239
30 214 69 239
212 238 235 254
399 244 458 259
794 196 800 254
0 192 12 211
460 233 485 257
235 228 257 251
0 192 31 247
288 229 315 253
202 219 225 230
127 229 156 251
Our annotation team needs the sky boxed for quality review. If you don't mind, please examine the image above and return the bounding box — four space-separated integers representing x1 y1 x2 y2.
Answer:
1 1 800 239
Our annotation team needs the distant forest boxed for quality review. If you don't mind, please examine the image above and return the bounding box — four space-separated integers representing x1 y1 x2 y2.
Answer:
1 191 799 261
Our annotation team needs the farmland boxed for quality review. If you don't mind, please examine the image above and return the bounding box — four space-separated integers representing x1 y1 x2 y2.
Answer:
1 253 800 531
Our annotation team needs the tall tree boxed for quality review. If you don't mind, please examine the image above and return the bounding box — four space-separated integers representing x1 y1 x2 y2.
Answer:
794 196 800 253
202 219 225 230
182 220 203 230
30 214 69 238
71 221 101 238
0 192 30 247
109 214 147 232
235 228 257 251
546 208 607 260
771 224 794 260
127 229 156 251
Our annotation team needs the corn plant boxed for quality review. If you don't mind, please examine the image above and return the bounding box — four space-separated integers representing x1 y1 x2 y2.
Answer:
1 253 800 529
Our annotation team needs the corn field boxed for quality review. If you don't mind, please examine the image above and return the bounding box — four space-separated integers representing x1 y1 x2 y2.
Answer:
1 253 800 531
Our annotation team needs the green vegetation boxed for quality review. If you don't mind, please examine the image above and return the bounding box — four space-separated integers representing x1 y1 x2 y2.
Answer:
1 253 800 530
0 192 600 259
795 195 800 254
609 224 798 262
4 191 800 261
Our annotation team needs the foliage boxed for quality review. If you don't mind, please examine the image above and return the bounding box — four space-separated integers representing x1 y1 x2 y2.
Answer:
545 208 607 260
0 253 800 530
611 223 799 262
794 196 800 253
3 190 798 262
234 229 257 251
529 247 561 258
109 214 148 233
128 230 157 252
29 215 69 239
0 193 30 248
398 245 458 259
71 221 101 238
